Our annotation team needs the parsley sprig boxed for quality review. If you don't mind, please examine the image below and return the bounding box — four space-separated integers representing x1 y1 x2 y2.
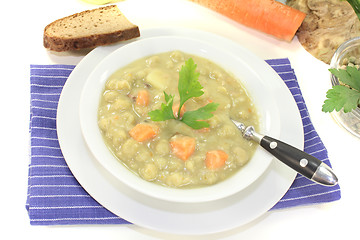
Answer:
322 66 360 113
148 58 219 129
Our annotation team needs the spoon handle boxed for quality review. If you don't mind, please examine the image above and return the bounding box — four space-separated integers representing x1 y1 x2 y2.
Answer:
231 119 338 186
259 135 337 186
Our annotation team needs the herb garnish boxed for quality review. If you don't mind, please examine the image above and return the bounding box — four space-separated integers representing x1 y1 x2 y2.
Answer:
322 66 360 113
148 58 219 129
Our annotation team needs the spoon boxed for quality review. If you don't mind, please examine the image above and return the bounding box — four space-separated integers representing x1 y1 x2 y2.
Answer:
231 119 338 186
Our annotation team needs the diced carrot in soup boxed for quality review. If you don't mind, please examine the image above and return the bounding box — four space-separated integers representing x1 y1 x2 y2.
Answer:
197 127 210 133
172 103 186 118
205 150 228 170
136 90 150 106
170 135 196 161
129 123 159 142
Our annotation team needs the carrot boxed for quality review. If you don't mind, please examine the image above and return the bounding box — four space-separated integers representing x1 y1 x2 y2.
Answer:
172 103 186 118
197 127 210 133
136 90 150 106
205 150 228 170
189 0 306 41
129 123 159 142
170 135 196 161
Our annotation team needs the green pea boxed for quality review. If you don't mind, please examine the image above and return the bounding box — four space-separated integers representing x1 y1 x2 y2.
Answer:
349 56 357 64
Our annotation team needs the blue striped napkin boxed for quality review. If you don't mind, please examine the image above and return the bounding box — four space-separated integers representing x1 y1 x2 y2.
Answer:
265 59 341 209
26 58 341 225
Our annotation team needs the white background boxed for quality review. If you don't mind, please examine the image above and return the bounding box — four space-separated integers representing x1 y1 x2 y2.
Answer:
0 0 358 239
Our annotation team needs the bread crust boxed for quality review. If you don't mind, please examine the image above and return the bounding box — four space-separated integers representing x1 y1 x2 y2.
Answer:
44 26 140 52
43 5 140 52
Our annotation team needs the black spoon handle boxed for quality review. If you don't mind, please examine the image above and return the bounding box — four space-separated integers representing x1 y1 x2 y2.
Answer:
231 120 338 186
260 135 337 186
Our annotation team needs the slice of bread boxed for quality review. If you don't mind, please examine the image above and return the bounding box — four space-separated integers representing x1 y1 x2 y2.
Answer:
43 5 140 52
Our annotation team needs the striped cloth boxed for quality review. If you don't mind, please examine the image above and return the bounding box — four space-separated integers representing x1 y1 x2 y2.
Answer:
265 59 341 209
26 58 341 225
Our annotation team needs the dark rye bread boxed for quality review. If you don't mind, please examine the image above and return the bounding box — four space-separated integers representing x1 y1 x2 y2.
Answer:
43 5 140 52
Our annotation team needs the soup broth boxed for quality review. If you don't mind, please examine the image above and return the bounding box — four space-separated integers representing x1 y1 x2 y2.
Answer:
98 51 259 188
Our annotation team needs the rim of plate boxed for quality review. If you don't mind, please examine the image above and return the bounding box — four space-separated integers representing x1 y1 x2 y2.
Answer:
57 27 301 235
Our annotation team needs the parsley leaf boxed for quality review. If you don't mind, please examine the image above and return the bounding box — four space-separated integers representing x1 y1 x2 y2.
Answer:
329 67 360 91
181 102 219 129
148 92 175 121
148 58 219 129
322 66 360 113
178 58 203 117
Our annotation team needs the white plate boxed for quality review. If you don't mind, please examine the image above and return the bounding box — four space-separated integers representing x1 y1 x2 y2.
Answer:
79 35 281 203
57 28 302 235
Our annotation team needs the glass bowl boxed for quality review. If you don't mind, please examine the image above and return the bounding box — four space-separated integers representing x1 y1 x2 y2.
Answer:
330 36 360 138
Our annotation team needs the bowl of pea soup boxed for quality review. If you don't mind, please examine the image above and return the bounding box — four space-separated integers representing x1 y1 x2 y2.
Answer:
79 36 281 203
